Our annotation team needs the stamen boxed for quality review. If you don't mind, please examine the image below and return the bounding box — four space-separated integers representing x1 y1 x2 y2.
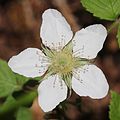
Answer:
87 56 90 59
36 50 51 65
42 59 50 63
59 78 63 89
61 34 66 46
44 41 48 46
73 45 84 57
72 39 76 46
38 69 42 74
73 67 89 83
58 42 62 50
52 75 64 89
73 71 80 79
73 45 84 54
74 66 89 74
35 64 49 68
51 42 55 49
36 51 48 58
73 71 83 83
53 75 57 88
44 35 67 51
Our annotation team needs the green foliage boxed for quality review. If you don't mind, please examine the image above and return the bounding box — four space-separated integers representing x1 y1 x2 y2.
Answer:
109 91 120 120
0 59 29 97
0 95 16 119
117 24 120 47
81 0 120 21
16 107 33 120
0 91 37 115
1 95 16 109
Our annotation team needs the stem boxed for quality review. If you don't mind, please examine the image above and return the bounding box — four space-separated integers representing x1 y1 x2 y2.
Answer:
0 91 37 115
108 18 120 33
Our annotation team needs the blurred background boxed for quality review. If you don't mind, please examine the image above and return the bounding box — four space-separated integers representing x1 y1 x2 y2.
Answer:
0 0 120 120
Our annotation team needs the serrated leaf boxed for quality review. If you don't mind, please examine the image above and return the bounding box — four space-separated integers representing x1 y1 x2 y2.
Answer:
0 59 29 97
81 0 120 21
16 107 33 120
117 24 120 48
109 91 120 120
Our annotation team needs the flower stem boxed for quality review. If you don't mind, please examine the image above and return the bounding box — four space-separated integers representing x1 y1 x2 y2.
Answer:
108 18 120 33
0 91 37 115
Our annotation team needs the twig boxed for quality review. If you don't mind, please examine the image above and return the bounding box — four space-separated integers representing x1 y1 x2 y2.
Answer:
108 18 120 33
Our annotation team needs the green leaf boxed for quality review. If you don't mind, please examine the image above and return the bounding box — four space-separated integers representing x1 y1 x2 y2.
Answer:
81 0 120 21
0 95 16 116
0 59 29 97
117 24 120 47
1 95 16 108
0 96 16 119
109 91 120 120
16 107 33 120
0 91 37 115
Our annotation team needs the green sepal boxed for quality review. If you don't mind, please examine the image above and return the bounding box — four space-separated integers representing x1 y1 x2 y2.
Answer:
41 44 55 58
61 73 72 89
38 66 55 83
62 40 73 54
74 57 89 68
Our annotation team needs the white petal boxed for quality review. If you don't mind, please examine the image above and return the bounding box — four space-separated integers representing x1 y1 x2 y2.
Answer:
40 9 73 50
72 65 109 99
73 24 107 59
8 48 49 78
38 75 67 112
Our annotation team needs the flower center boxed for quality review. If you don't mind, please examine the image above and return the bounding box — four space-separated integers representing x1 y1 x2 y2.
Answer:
42 42 89 78
42 43 89 88
51 51 74 75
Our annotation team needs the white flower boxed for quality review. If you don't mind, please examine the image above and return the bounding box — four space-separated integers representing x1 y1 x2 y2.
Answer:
8 9 109 112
